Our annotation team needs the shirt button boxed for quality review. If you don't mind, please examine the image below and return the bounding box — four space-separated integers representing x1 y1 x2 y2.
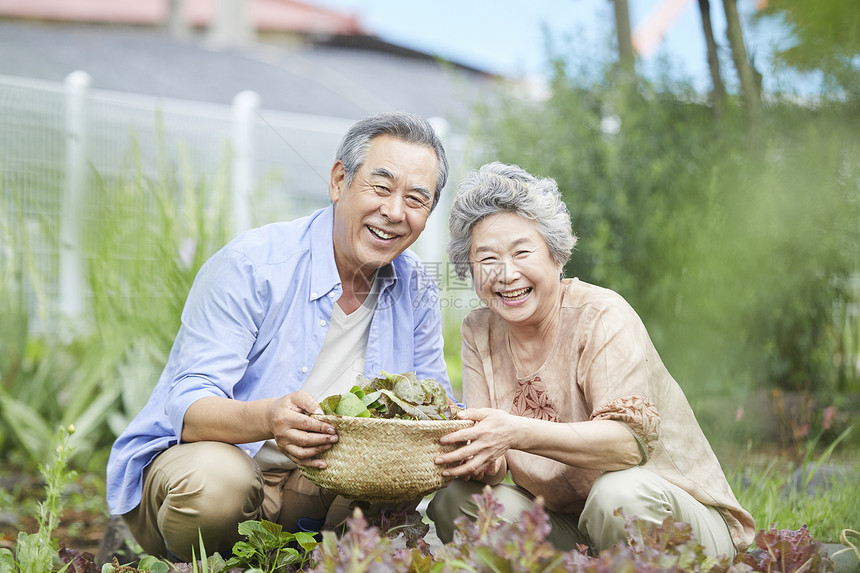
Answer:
320 320 327 327
311 292 318 298
301 366 308 373
328 292 336 298
244 449 252 456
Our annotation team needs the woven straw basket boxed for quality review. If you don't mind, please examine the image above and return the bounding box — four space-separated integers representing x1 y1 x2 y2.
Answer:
299 414 474 502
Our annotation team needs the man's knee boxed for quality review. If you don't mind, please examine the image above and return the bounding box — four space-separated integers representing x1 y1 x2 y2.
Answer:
180 446 263 513
149 443 264 559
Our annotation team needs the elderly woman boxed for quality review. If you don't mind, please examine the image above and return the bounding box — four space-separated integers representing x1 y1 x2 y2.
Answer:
429 162 754 557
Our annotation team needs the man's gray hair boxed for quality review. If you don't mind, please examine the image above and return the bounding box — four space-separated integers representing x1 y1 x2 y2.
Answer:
335 112 449 211
447 162 577 279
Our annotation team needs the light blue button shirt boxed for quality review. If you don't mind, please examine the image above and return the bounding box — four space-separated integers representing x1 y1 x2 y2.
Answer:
106 206 451 515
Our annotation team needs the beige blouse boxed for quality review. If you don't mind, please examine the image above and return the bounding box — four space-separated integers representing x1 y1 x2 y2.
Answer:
461 278 755 551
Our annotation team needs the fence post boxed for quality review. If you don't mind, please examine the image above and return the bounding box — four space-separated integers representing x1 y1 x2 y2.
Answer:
59 70 91 332
167 0 190 38
231 90 259 237
210 0 254 46
414 116 450 263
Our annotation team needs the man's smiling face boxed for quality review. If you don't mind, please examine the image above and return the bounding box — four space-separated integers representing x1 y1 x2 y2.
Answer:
330 134 439 281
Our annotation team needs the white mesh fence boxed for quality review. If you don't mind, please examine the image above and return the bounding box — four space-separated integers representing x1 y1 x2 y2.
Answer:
0 71 476 334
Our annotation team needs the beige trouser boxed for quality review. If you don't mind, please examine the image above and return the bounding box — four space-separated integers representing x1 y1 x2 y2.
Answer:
428 466 737 558
121 442 357 561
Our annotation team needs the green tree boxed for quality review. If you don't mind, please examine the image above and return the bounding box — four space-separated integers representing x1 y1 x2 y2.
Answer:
723 0 762 120
697 0 727 118
611 0 635 74
758 0 860 99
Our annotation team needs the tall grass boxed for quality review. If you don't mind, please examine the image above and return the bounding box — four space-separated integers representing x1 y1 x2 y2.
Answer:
80 136 234 447
0 425 77 573
730 431 860 544
0 137 235 469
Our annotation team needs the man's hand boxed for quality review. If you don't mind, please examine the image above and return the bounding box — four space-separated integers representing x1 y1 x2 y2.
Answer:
267 390 337 469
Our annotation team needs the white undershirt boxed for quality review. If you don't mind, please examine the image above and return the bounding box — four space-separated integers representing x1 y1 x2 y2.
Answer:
253 281 379 471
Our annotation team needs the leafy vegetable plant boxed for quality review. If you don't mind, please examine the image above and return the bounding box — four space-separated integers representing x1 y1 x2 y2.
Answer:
309 486 838 573
735 525 835 573
224 520 318 573
319 371 459 421
309 510 431 572
13 432 840 573
58 487 841 573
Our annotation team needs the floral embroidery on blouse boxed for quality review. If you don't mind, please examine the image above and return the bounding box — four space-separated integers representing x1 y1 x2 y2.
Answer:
510 376 560 422
592 395 660 459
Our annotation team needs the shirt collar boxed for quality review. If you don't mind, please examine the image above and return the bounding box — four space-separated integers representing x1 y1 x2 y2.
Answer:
309 206 341 301
309 205 399 301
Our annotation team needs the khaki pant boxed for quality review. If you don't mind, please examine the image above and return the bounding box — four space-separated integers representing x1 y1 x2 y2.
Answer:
428 466 737 558
121 442 355 561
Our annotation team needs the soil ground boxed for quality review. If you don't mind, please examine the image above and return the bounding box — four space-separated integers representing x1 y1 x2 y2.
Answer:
0 508 107 556
0 469 108 558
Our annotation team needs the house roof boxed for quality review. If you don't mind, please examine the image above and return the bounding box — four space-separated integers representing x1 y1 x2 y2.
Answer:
0 0 369 35
0 0 502 123
0 18 498 123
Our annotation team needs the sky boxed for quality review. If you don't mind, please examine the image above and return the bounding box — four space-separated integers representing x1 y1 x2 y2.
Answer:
309 0 800 94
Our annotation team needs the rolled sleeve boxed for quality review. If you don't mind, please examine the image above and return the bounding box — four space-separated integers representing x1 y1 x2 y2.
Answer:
165 383 221 440
592 395 660 462
574 297 664 463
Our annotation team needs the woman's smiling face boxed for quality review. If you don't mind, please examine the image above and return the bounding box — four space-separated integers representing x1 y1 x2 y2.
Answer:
469 211 563 328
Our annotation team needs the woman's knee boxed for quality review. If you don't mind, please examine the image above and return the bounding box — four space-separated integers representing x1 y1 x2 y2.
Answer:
580 467 674 552
585 467 665 519
427 480 485 542
428 480 547 545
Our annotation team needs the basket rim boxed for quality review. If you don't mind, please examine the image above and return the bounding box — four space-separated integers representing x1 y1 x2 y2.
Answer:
310 413 473 427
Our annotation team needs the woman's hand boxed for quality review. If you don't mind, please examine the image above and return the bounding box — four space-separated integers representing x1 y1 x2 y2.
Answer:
431 405 643 481
466 456 506 483
435 407 518 482
268 390 338 468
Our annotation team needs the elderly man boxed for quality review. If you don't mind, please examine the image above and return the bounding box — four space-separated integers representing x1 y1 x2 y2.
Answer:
106 112 451 561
